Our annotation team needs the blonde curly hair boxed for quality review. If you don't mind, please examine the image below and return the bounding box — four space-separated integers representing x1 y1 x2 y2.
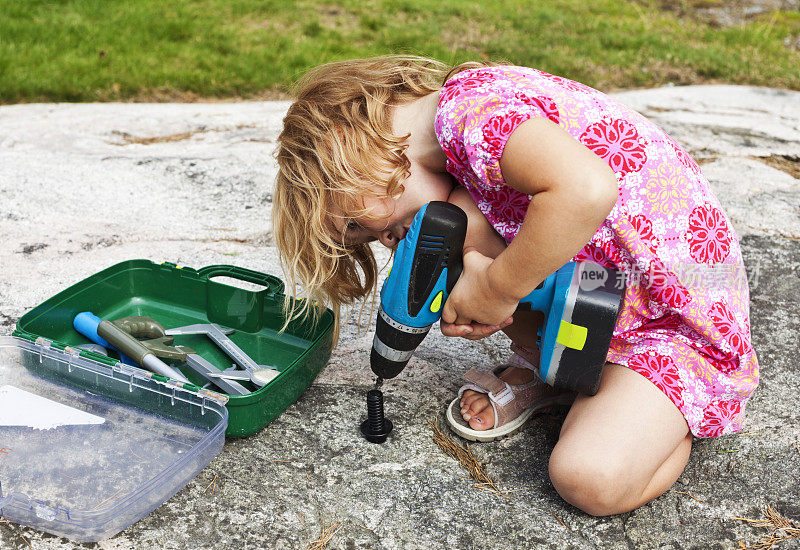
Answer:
273 55 492 343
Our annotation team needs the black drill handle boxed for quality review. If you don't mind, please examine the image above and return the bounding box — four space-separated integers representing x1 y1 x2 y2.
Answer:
438 202 464 299
406 201 468 317
445 240 463 294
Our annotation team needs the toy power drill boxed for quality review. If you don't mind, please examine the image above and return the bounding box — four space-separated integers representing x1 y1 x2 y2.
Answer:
370 201 625 395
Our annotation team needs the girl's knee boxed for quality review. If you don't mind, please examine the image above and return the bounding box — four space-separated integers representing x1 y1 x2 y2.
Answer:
548 442 636 516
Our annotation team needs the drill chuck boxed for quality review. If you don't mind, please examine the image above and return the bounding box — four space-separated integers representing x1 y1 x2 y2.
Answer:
371 307 432 379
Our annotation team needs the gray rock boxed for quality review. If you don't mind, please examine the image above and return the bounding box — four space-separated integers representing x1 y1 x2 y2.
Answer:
0 86 799 549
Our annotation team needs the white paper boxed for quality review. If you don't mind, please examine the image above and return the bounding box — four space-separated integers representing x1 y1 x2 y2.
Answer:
0 385 106 430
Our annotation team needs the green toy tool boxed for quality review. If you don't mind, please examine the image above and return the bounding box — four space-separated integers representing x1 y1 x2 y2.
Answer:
74 312 190 383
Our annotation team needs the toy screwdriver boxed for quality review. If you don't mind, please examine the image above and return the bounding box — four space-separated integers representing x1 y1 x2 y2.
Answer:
74 312 190 383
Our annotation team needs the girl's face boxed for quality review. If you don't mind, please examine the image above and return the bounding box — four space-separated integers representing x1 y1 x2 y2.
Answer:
335 163 454 249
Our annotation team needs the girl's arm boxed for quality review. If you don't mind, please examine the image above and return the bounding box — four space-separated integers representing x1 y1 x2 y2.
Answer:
491 117 619 300
441 117 618 328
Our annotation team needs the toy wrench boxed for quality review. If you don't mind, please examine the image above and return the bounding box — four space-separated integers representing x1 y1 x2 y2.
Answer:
165 323 279 386
101 315 251 396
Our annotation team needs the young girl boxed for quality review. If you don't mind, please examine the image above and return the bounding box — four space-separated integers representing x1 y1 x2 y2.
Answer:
273 56 758 516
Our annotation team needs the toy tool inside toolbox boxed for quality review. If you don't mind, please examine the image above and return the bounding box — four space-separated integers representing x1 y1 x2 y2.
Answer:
1 259 334 541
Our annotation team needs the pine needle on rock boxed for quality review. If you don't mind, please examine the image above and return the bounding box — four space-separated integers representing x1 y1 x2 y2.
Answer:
732 505 800 550
670 489 704 503
427 419 513 498
307 520 341 550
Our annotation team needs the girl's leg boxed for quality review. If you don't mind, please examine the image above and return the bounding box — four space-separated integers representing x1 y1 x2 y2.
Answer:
549 363 691 516
447 188 692 511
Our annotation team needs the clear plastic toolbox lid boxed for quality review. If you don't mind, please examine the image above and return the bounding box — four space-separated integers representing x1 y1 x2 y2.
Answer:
0 336 228 542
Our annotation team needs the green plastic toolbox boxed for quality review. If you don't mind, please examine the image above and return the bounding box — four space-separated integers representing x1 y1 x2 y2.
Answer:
1 259 333 541
12 259 335 438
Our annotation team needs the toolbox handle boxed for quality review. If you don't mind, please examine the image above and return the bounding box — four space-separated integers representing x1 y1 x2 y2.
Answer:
198 265 285 296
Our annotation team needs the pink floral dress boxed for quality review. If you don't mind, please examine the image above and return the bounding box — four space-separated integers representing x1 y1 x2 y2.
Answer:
434 66 758 438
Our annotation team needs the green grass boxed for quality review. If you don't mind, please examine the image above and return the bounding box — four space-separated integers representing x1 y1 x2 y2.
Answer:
1 0 799 102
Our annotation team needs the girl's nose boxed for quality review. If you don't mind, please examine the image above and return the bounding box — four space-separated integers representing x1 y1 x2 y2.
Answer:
378 229 398 249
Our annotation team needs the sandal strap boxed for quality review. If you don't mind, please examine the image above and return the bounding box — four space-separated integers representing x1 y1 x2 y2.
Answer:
455 359 574 432
460 368 531 429
463 369 514 407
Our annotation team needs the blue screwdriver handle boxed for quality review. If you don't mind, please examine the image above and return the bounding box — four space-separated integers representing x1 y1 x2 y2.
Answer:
74 312 113 349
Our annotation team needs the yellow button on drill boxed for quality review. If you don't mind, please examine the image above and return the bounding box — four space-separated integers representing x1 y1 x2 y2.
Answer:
430 291 443 313
557 320 587 350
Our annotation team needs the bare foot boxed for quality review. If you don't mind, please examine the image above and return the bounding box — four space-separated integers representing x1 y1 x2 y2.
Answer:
459 366 537 430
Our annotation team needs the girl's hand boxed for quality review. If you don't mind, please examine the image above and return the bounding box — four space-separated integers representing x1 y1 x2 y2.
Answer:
439 247 518 340
439 318 513 340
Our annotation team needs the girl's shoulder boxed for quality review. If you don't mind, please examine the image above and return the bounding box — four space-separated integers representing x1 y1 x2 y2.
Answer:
435 64 657 151
439 65 600 107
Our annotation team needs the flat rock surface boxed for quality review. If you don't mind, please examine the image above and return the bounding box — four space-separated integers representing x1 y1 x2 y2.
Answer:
0 85 798 549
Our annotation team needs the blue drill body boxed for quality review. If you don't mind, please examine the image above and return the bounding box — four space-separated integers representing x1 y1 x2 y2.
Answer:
371 201 625 395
